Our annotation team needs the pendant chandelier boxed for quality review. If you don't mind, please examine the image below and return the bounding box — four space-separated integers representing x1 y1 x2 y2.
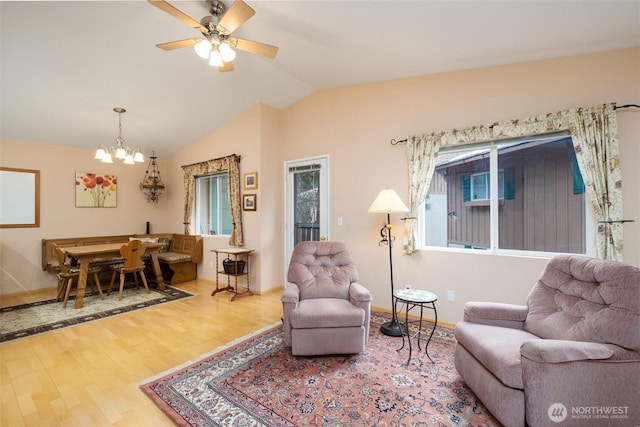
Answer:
94 107 144 164
140 151 166 203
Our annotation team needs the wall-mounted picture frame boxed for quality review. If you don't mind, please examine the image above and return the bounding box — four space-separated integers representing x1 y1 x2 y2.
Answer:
75 172 117 207
0 167 40 228
243 194 257 211
243 171 258 190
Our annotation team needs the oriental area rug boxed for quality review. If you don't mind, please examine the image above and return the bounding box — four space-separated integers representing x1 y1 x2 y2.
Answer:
0 285 193 343
141 311 499 426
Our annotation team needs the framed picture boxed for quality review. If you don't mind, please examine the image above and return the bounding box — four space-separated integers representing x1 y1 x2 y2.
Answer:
75 172 117 207
243 194 257 211
0 167 40 228
243 171 258 190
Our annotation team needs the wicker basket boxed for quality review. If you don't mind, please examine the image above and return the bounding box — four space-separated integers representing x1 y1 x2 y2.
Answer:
222 257 246 274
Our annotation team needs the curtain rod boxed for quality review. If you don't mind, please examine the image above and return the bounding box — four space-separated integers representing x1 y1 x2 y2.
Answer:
181 153 241 169
613 103 640 110
390 103 640 145
390 138 407 145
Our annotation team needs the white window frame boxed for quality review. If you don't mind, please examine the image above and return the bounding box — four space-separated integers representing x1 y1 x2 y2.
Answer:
195 172 231 236
421 136 596 258
469 170 505 201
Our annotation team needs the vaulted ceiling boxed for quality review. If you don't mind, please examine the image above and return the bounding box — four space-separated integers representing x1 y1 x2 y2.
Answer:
1 1 638 158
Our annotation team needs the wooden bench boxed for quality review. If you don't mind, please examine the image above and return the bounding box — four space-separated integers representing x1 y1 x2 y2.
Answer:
42 233 203 285
138 234 203 284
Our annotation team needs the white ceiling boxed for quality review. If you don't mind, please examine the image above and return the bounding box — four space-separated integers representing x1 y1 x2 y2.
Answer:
1 1 639 159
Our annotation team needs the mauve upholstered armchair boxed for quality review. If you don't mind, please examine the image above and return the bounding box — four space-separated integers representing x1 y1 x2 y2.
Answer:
281 241 372 356
454 255 640 427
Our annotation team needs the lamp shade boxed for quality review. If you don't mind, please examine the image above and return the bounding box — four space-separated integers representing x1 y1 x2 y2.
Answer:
367 188 409 213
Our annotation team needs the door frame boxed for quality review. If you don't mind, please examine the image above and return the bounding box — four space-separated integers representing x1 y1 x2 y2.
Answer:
283 154 330 279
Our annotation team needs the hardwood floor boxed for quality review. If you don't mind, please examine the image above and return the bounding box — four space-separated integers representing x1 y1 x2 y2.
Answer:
0 280 284 426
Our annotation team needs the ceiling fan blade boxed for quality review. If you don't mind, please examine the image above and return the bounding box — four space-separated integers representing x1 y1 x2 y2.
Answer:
156 37 202 51
218 0 256 34
218 62 235 73
233 38 278 59
148 0 207 32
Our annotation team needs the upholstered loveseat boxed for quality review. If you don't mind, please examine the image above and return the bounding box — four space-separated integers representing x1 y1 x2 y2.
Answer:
454 255 640 427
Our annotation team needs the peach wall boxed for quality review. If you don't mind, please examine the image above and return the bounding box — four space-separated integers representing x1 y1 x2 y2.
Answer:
275 47 640 323
257 104 284 290
0 138 168 294
165 104 271 290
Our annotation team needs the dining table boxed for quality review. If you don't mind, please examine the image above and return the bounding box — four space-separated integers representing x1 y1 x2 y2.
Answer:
63 242 165 308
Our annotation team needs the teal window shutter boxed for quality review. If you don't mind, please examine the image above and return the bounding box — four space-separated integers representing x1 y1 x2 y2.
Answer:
504 167 515 200
571 152 585 195
462 174 471 202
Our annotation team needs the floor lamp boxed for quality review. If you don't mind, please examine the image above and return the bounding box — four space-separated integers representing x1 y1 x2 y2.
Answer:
368 188 410 337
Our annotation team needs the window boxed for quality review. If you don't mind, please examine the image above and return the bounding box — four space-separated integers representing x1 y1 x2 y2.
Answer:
195 173 232 235
465 170 505 201
424 133 590 254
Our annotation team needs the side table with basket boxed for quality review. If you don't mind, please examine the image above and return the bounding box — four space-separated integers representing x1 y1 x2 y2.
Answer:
211 248 254 301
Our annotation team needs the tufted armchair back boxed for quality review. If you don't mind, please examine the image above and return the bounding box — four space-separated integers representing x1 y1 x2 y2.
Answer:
287 241 359 301
525 255 640 350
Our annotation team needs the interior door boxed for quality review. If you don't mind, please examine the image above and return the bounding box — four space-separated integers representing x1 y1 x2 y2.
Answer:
284 155 329 275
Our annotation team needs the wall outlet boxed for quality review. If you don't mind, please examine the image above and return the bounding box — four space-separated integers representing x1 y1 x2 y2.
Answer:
209 260 214 268
447 290 455 302
337 217 343 226
405 284 412 290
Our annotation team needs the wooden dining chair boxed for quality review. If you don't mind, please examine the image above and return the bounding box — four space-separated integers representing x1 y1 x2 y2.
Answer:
108 239 150 301
55 247 104 308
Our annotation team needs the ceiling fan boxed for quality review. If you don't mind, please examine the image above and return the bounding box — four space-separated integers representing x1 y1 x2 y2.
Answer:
148 0 278 72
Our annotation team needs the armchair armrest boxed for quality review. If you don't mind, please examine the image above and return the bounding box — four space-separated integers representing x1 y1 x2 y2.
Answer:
521 339 614 363
281 283 300 305
521 340 639 427
463 301 528 329
349 282 372 304
281 283 300 347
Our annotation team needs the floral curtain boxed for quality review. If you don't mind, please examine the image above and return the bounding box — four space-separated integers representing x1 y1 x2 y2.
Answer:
569 104 623 260
182 154 243 246
404 103 623 260
403 134 441 254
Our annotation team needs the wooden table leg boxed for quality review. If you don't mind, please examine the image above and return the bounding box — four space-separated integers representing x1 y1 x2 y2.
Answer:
74 257 90 309
147 250 165 290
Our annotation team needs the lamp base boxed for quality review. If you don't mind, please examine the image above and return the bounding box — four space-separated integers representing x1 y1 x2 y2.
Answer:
380 319 406 337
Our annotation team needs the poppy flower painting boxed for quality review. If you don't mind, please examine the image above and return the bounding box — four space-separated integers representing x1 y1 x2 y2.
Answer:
75 172 117 207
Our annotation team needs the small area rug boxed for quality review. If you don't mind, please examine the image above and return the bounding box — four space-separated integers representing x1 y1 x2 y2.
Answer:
141 311 498 426
1 285 193 343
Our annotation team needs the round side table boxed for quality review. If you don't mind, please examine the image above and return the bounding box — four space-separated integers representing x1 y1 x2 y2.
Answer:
393 288 438 365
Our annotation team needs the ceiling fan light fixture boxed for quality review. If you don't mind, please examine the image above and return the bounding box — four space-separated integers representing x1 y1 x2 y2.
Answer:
150 0 277 72
209 47 224 67
219 42 236 62
194 39 212 59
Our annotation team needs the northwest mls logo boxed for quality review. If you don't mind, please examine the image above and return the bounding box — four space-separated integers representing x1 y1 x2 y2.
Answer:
548 403 630 423
548 403 568 423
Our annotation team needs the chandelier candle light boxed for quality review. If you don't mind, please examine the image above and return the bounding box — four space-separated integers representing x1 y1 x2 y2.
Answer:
95 108 144 164
140 151 166 203
368 188 410 337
